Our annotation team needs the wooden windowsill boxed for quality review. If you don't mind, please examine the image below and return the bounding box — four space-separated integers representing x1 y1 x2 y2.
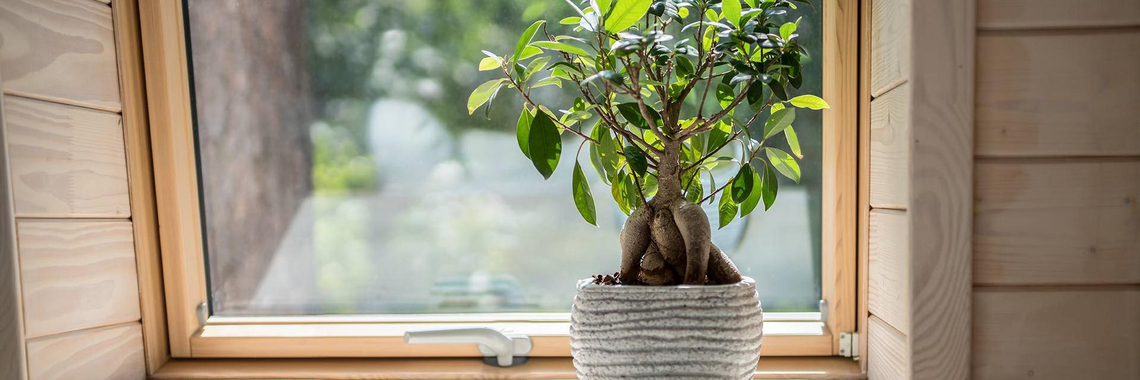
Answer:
152 357 865 379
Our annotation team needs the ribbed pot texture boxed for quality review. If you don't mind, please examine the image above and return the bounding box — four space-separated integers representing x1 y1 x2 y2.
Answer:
569 277 764 380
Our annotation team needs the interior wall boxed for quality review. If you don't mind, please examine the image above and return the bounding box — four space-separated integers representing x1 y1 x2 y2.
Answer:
866 0 975 378
0 0 147 379
972 0 1140 378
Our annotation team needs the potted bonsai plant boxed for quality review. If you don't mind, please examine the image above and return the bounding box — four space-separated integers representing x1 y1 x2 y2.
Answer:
469 0 827 377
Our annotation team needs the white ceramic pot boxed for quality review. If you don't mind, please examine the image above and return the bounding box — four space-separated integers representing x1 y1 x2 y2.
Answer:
570 277 764 379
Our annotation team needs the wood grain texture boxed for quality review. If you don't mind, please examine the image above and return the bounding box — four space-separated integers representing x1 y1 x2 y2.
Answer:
4 96 129 218
17 220 140 339
978 0 1140 30
973 287 1140 379
856 0 872 369
869 0 908 97
976 31 1140 157
189 321 833 358
869 83 909 209
867 315 907 380
0 0 122 112
869 210 909 334
0 77 28 380
151 357 865 380
26 322 146 380
112 0 169 373
139 0 206 357
909 0 974 377
974 159 1140 285
821 0 860 355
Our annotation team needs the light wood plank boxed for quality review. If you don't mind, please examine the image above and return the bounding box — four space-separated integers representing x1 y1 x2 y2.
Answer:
26 322 145 380
856 0 872 369
867 315 907 380
974 159 1140 285
821 0 860 355
976 31 1140 157
869 0 909 97
112 0 169 373
4 96 129 218
189 322 833 358
909 0 974 377
973 287 1140 379
869 210 909 334
869 83 909 209
152 357 865 380
0 0 122 112
0 75 28 380
17 221 140 338
137 0 217 356
978 0 1140 30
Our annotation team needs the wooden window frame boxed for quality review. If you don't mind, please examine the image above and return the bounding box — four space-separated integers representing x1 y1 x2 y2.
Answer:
135 0 859 361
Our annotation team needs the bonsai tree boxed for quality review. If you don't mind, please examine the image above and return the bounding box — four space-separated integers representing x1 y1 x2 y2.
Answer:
469 0 828 286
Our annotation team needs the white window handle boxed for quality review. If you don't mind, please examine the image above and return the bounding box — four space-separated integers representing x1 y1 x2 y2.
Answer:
403 327 532 367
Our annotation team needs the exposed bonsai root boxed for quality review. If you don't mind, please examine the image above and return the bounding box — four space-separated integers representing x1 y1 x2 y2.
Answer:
617 199 744 286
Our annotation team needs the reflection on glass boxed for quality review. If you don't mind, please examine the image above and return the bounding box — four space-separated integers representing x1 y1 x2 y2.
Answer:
186 0 823 316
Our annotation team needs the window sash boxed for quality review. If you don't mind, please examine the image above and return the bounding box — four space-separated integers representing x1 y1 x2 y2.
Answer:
136 0 860 359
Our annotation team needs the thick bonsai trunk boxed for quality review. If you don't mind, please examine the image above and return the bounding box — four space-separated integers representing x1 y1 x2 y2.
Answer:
618 142 743 286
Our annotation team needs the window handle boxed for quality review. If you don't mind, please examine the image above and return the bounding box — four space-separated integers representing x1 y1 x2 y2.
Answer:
403 327 532 367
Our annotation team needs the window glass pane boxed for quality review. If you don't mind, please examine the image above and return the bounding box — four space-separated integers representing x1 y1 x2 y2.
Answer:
186 0 823 316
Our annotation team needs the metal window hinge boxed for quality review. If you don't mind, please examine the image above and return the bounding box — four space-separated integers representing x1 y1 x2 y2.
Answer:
196 303 208 327
839 332 859 358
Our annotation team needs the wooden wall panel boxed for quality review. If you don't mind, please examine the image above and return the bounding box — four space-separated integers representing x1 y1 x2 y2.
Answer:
26 322 146 380
974 160 1140 285
868 210 909 334
18 221 140 339
0 76 27 380
909 0 974 377
869 0 908 97
869 83 909 209
974 287 1140 379
0 0 121 112
976 31 1140 157
3 97 130 218
978 0 1140 30
867 315 907 380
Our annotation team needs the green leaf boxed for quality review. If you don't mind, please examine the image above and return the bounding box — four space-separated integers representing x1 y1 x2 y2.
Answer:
718 186 739 229
674 56 695 77
779 22 797 41
716 83 735 111
624 146 648 177
616 103 661 130
722 0 742 26
516 107 534 159
684 171 703 203
478 57 501 71
528 111 563 179
765 147 800 183
730 164 755 203
760 162 778 211
768 80 788 101
611 169 638 215
532 41 592 57
789 94 830 110
514 20 547 62
705 120 732 153
532 77 563 89
590 122 622 182
763 107 796 138
785 126 802 158
605 0 653 32
468 79 506 115
560 16 582 25
739 166 763 216
572 162 598 225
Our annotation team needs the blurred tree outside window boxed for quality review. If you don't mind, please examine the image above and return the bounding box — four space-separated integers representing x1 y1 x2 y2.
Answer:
186 0 824 316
